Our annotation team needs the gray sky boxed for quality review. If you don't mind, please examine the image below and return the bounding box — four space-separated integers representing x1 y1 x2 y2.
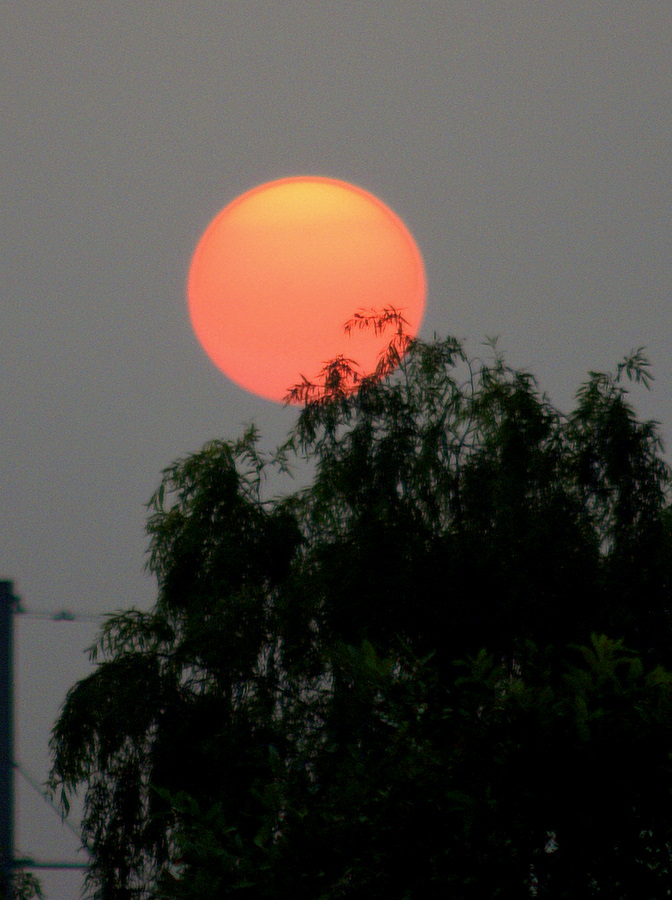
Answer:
2 3 672 897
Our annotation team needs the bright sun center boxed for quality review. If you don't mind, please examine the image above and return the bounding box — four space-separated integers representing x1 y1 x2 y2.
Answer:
187 176 426 403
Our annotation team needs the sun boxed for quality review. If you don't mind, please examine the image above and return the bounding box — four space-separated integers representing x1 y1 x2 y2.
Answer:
187 176 426 403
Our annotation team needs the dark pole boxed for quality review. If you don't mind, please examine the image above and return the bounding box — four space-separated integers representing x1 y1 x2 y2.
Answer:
0 581 15 900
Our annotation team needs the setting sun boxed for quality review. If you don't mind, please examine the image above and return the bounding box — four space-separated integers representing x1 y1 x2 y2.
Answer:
187 176 426 403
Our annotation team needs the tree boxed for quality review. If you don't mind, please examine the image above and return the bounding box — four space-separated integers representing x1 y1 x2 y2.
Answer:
1 871 43 900
50 315 672 898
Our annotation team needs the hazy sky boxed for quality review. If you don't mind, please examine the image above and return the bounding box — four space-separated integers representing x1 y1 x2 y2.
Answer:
2 3 672 897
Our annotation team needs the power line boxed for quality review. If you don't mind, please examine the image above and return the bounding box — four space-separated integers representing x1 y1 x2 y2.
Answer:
13 857 88 871
16 609 105 624
14 762 84 843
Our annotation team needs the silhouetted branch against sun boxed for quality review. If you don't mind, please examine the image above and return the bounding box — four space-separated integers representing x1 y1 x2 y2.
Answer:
343 305 410 337
285 306 412 406
285 355 361 407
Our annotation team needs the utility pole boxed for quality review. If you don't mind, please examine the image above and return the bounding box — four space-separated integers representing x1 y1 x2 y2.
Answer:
0 581 15 900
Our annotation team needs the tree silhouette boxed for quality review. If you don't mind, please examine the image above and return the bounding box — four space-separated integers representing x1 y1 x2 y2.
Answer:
50 315 672 898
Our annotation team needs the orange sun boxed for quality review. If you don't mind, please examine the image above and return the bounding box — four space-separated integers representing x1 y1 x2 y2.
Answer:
187 176 426 403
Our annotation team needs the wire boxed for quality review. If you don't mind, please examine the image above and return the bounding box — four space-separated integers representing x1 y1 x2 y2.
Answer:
13 761 87 845
13 857 88 871
15 609 104 623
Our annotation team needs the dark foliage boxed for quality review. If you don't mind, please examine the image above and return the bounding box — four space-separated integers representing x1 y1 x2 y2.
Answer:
50 318 672 898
